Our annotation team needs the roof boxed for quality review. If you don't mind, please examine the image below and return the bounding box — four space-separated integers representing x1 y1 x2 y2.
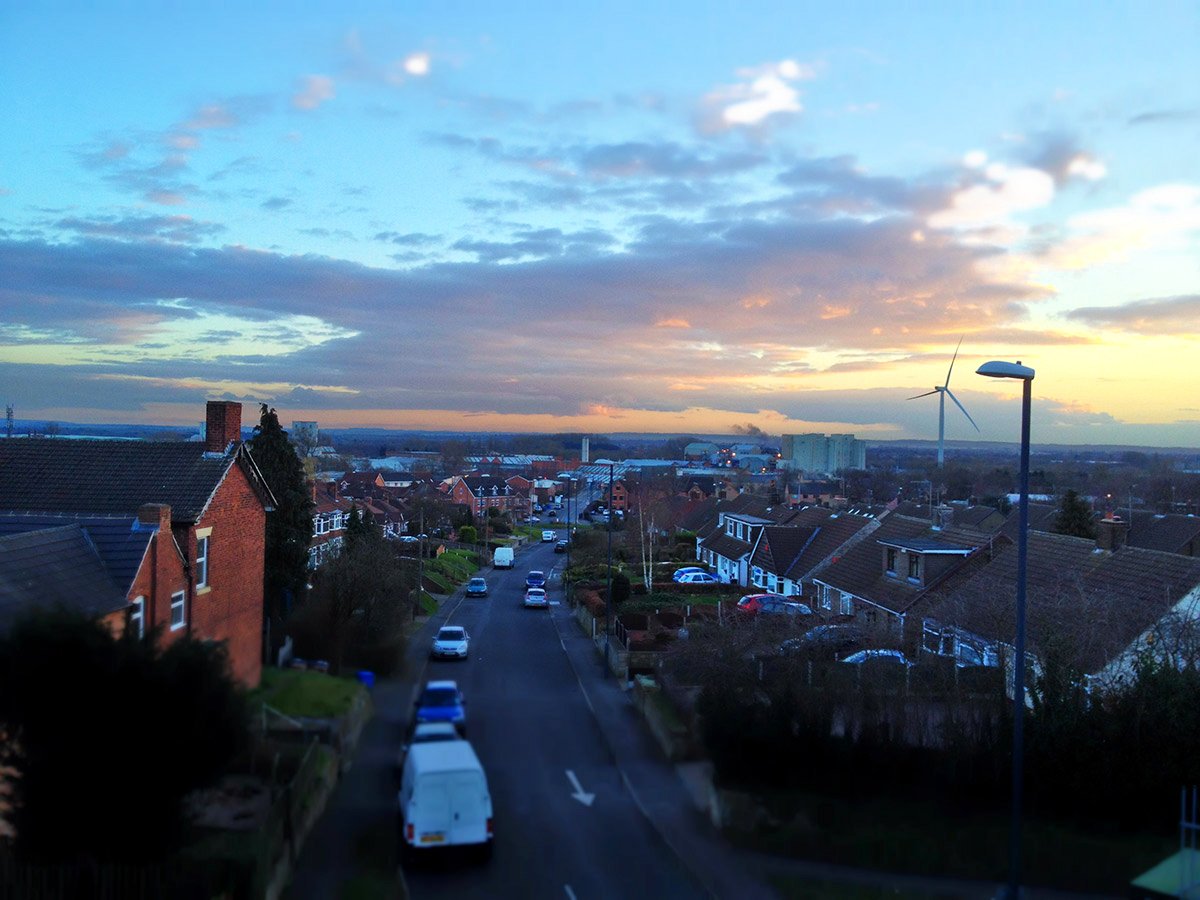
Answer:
0 513 156 596
813 515 981 615
878 536 975 554
455 475 516 497
782 509 877 581
698 529 754 561
1125 511 1200 555
0 525 129 632
752 525 819 576
0 437 264 523
925 531 1200 673
406 740 484 775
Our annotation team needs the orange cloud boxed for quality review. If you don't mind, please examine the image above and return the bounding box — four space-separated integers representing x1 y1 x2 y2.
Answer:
654 317 691 328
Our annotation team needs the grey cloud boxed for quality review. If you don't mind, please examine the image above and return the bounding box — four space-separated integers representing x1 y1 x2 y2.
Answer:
374 231 440 246
54 214 225 244
261 197 293 211
574 142 765 179
1066 294 1200 335
1127 108 1200 126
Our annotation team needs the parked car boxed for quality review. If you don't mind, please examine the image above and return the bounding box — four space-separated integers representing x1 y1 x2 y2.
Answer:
398 535 420 544
541 530 556 542
675 572 719 585
465 577 488 598
493 547 514 569
736 593 787 614
526 515 541 523
430 626 470 660
525 570 546 589
523 587 549 608
788 623 867 658
760 597 813 617
840 649 913 667
554 539 568 553
547 509 557 519
672 566 707 582
414 680 467 732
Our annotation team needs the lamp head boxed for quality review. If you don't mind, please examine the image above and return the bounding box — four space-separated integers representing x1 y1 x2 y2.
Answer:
976 360 1035 380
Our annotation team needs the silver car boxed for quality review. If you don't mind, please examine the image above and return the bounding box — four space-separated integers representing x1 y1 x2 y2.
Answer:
430 625 470 660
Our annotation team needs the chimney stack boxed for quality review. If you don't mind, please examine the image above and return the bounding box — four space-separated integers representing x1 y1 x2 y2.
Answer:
137 503 171 531
1096 514 1129 552
205 401 243 454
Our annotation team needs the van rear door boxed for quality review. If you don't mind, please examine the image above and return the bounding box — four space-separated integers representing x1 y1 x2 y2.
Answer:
447 771 489 845
414 775 454 845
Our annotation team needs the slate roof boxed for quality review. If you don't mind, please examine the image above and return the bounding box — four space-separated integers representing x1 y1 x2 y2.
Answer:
924 532 1200 674
752 525 819 576
0 513 156 596
0 438 246 523
999 502 1060 539
0 526 129 632
699 530 755 561
813 515 984 615
456 475 516 497
952 505 1006 532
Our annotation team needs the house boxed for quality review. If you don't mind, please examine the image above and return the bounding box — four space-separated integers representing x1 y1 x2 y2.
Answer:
604 480 629 512
810 513 984 642
696 495 798 585
921 520 1200 683
747 506 879 598
309 481 352 569
0 401 274 685
444 474 521 519
1124 510 1200 557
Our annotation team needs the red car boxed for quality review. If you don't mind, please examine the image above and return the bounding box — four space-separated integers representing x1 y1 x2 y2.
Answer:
736 593 813 617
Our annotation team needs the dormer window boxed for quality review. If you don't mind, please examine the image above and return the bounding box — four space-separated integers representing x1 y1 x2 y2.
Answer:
886 548 897 575
907 553 921 581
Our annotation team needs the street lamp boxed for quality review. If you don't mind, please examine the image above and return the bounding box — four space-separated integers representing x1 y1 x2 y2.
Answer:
605 461 614 678
976 359 1034 900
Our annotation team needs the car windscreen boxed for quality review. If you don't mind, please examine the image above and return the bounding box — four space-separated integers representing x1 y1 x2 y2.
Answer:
420 688 459 706
529 571 544 578
438 628 465 640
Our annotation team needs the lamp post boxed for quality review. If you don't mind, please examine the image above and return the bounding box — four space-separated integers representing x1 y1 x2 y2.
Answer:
605 461 614 677
977 359 1034 900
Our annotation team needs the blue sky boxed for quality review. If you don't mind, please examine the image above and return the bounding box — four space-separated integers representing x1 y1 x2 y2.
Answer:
2 2 1199 444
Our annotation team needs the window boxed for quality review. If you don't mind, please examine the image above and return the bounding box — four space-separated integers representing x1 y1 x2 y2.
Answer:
130 596 145 639
885 548 897 574
907 553 921 581
819 584 832 610
839 592 854 615
196 535 209 588
170 590 186 630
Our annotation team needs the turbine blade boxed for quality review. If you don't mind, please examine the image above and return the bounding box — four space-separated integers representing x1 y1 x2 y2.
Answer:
945 388 981 431
944 335 965 387
907 390 939 400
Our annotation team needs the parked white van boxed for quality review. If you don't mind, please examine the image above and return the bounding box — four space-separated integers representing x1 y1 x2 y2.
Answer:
399 741 493 860
493 546 514 569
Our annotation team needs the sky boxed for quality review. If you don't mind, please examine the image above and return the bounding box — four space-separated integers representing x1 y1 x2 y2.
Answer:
1 2 1199 446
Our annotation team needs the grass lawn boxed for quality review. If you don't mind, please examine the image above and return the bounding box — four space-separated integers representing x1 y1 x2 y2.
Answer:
417 590 437 615
421 571 452 593
728 791 1174 895
251 667 366 718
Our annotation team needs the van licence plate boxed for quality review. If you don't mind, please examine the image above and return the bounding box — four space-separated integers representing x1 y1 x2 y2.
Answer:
419 833 445 844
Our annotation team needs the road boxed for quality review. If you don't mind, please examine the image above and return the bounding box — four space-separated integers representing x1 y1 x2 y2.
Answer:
404 528 708 900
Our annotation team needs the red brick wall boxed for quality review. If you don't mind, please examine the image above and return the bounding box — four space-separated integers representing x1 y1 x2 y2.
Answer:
189 464 266 686
127 504 188 644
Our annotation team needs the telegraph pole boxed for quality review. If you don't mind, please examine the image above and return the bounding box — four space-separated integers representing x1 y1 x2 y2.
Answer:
604 462 614 677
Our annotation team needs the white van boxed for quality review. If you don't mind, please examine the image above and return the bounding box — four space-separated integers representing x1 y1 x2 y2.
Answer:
399 741 493 859
493 546 514 569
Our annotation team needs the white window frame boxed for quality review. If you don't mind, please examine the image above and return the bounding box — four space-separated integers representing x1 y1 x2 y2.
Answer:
839 592 854 616
170 590 186 630
131 595 145 639
195 534 210 589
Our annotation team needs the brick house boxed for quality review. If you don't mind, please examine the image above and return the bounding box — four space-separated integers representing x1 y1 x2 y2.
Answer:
0 401 274 686
445 475 521 519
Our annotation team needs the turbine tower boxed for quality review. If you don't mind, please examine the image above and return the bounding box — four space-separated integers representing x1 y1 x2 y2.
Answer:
908 337 979 468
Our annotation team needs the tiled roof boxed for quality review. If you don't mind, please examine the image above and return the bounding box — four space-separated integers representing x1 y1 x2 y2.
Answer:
0 525 129 631
698 530 755 561
783 509 878 581
952 505 1006 532
0 438 239 523
813 515 961 614
999 502 1060 539
0 513 156 596
752 525 818 576
457 475 516 497
925 532 1200 673
1125 511 1200 556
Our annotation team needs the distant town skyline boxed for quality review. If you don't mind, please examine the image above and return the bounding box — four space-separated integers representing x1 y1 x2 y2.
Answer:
2 4 1198 446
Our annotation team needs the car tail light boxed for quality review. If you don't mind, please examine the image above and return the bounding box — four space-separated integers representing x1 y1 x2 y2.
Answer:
486 817 494 838
406 823 414 843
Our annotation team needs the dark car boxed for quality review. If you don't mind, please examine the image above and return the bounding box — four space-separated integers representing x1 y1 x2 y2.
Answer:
525 570 546 589
780 623 867 658
759 597 813 617
465 577 488 598
554 539 568 553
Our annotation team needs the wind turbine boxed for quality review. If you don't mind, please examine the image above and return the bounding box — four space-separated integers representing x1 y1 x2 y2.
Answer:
909 337 979 468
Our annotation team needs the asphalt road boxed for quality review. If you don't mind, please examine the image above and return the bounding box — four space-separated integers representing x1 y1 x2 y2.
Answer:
404 529 708 900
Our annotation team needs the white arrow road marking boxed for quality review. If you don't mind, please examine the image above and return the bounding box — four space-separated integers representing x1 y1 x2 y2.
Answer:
564 886 578 900
566 769 595 806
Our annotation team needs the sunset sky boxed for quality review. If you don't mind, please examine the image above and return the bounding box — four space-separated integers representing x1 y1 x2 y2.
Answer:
2 3 1198 445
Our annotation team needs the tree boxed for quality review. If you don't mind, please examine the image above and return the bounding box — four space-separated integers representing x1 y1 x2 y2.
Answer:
0 609 248 862
1053 489 1096 539
248 404 315 653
